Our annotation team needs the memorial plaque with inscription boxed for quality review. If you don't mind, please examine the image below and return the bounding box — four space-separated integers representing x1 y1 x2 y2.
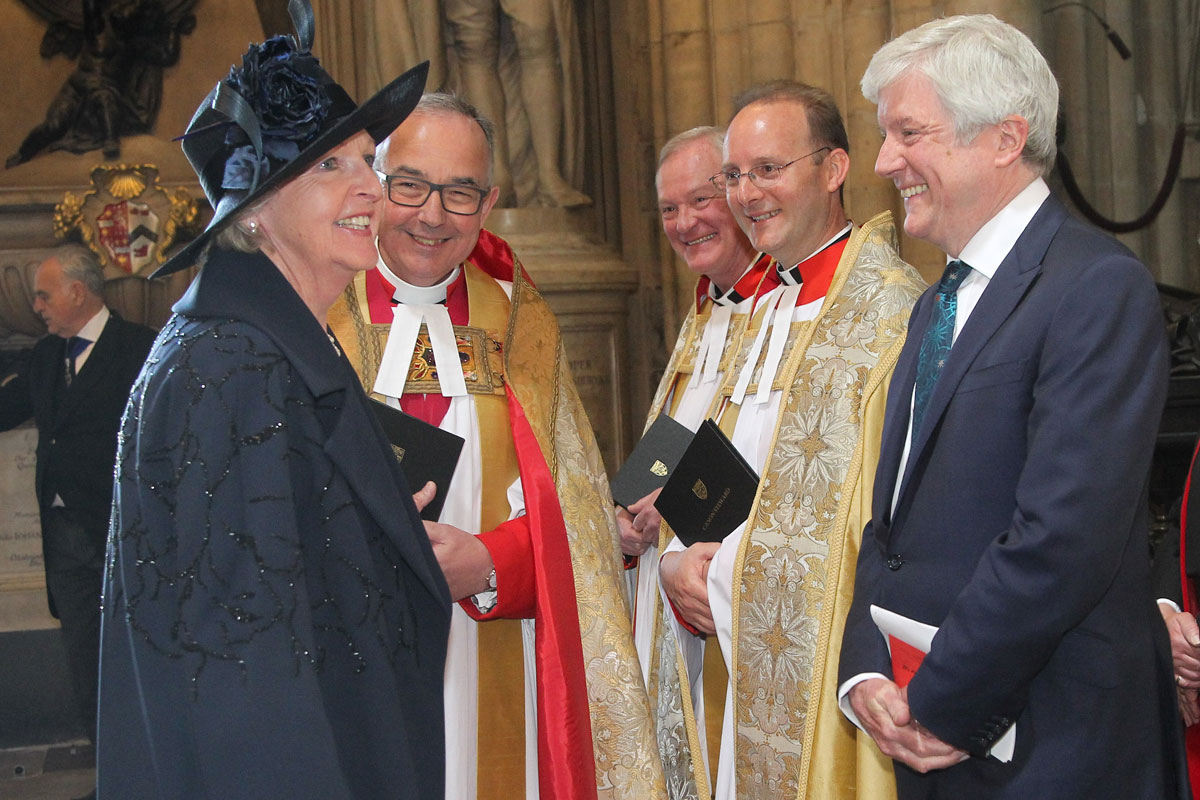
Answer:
563 329 619 474
0 427 43 585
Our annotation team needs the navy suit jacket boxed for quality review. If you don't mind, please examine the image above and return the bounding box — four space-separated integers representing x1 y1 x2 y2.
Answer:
839 192 1189 799
0 310 154 618
0 311 155 526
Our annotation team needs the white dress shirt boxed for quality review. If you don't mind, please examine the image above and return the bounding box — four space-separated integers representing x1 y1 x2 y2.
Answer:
51 306 111 507
70 306 110 375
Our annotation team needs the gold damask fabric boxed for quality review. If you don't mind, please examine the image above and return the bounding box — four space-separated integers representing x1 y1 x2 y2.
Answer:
329 259 666 800
503 258 666 799
654 212 924 799
640 290 763 800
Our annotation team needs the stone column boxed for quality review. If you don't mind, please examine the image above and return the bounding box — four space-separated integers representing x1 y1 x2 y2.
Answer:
844 0 894 239
656 0 718 330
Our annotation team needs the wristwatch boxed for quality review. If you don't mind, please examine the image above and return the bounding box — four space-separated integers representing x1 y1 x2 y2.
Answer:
472 568 499 613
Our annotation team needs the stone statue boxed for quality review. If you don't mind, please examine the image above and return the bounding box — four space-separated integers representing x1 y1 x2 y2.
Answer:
367 0 590 208
7 0 197 169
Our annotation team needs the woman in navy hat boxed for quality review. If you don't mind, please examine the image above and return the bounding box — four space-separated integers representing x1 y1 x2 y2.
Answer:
96 6 448 798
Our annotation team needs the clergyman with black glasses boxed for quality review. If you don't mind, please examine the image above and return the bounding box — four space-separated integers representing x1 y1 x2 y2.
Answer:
327 91 664 798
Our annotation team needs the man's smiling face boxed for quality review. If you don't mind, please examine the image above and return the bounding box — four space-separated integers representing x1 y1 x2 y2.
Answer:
656 137 754 290
723 100 844 268
874 71 1001 257
376 110 500 286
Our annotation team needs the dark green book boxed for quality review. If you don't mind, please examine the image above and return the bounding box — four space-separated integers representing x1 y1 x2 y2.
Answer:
610 413 695 509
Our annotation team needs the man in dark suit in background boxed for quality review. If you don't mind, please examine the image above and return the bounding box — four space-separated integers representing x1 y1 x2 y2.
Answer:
836 14 1189 799
0 244 155 741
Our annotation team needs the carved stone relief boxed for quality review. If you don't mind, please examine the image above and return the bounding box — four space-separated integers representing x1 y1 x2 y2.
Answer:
362 1 590 209
7 0 198 169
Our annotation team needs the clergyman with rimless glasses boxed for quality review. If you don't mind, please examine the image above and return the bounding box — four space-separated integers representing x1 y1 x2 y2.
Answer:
326 91 663 798
649 79 925 799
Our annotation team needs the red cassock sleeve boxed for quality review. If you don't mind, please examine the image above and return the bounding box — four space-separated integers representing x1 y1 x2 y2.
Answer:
667 595 703 637
459 516 537 620
660 552 703 637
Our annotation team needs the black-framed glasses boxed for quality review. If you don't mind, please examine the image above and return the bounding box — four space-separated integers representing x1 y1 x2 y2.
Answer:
381 174 490 215
710 147 832 192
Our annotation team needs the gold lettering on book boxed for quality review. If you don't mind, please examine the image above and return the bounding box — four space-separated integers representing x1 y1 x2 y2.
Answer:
701 487 732 531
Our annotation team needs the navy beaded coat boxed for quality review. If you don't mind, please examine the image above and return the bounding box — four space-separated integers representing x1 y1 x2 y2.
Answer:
98 248 451 799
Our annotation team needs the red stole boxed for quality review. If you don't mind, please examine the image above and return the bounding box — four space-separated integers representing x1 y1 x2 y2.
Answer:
474 229 595 799
1180 442 1200 792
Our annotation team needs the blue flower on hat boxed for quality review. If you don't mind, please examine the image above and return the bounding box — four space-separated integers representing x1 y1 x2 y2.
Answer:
226 36 331 149
221 139 302 191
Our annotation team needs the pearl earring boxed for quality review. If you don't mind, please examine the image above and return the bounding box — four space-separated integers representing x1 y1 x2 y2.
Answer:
247 220 258 234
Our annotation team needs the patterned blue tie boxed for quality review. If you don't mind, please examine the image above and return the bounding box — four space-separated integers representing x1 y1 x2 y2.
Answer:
911 260 971 436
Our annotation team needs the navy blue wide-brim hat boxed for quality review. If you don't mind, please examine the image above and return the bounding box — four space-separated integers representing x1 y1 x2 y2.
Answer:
153 4 428 277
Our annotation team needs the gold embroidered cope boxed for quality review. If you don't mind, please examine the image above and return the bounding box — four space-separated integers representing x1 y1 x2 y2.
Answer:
647 213 924 800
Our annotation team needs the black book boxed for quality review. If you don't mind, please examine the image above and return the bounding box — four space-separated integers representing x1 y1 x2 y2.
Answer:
654 419 759 547
610 413 695 509
369 398 465 521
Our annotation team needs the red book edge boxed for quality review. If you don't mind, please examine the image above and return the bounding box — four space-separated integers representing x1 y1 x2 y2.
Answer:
888 634 926 688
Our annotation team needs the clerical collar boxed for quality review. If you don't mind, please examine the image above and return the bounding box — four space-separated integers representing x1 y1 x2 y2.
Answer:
371 263 469 400
698 253 773 311
708 254 768 307
377 255 461 305
778 224 852 286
